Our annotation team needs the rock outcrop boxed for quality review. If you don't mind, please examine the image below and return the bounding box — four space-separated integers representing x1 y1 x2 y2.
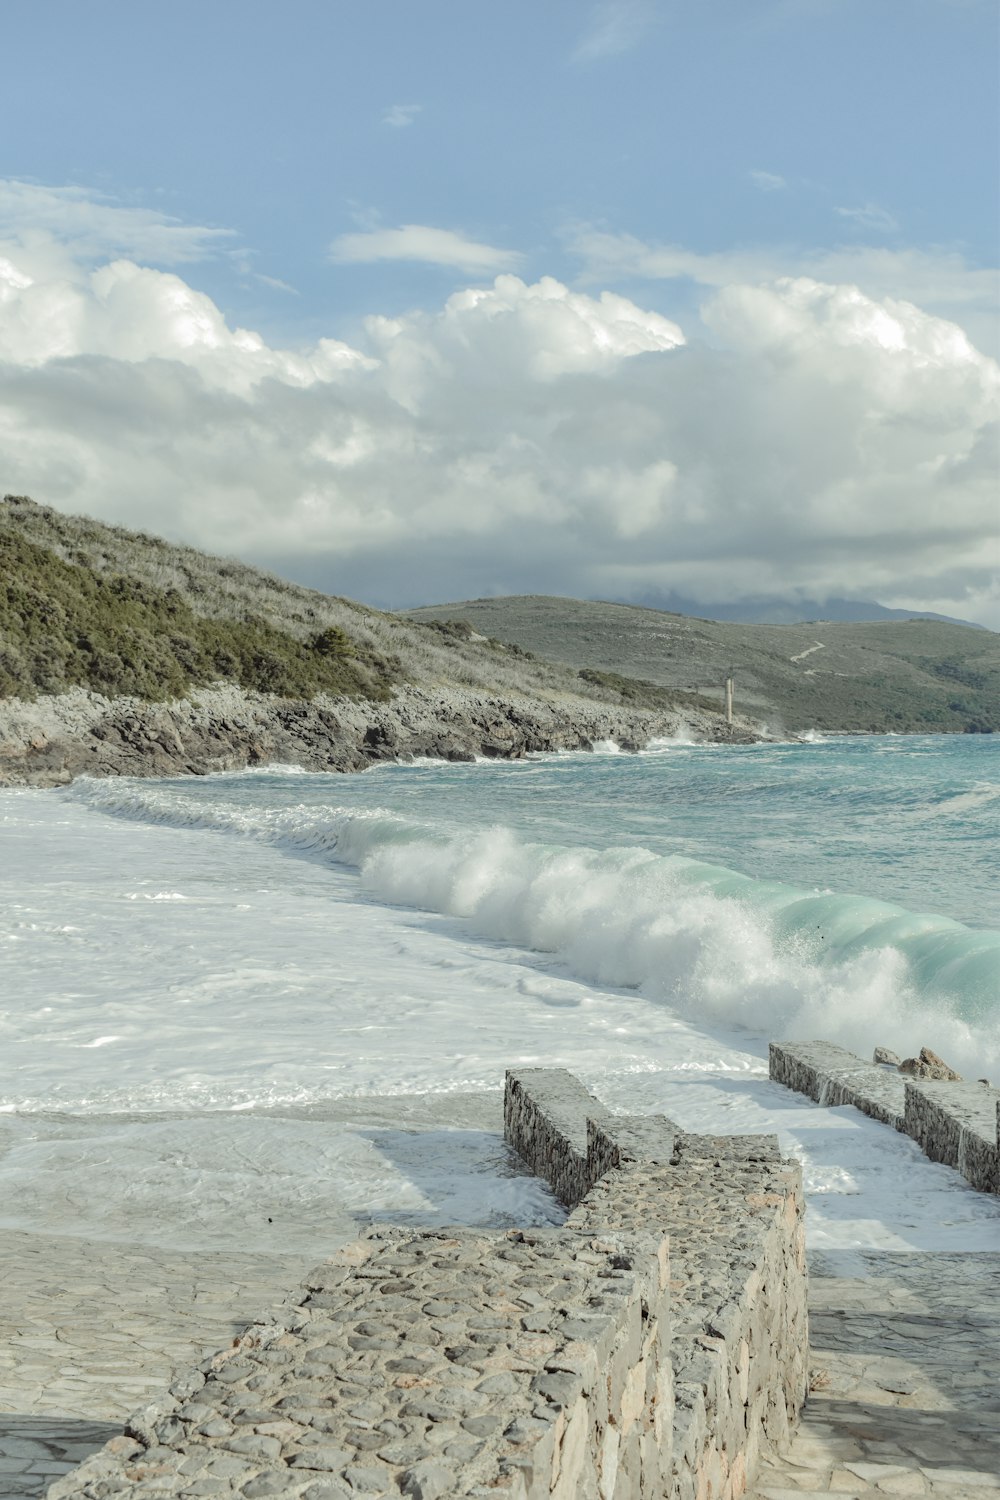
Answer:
899 1047 963 1082
0 683 754 788
873 1047 902 1066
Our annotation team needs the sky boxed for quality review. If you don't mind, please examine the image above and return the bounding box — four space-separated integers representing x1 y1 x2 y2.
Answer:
1 0 998 624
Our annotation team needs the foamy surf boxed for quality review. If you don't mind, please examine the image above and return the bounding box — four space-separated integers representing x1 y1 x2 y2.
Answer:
5 766 1000 1258
66 771 1000 1079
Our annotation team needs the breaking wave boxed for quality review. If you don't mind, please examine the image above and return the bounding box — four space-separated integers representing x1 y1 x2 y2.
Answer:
67 776 1000 1078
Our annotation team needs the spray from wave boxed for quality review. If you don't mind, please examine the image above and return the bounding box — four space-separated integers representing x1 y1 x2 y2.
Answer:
67 778 1000 1079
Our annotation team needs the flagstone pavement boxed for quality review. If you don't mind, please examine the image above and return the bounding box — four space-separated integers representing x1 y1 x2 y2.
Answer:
2 1236 998 1498
749 1250 1000 1499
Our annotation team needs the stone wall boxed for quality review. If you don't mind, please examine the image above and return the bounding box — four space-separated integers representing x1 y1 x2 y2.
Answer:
47 1226 673 1500
504 1069 808 1500
770 1040 1000 1195
570 1160 807 1500
766 1040 907 1131
503 1067 610 1208
903 1079 1000 1194
46 1071 809 1500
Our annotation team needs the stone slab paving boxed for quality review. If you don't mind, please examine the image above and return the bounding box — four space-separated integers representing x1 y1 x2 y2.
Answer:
0 1232 316 1500
42 1225 675 1500
749 1250 1000 1499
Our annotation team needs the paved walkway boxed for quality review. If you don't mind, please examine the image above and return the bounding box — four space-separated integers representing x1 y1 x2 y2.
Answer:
0 1233 314 1500
3 1241 999 1498
750 1251 1000 1499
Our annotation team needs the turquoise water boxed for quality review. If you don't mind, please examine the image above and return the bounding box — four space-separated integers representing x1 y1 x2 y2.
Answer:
68 734 999 1055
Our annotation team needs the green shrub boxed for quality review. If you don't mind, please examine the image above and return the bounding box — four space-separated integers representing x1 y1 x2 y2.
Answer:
0 531 400 703
578 667 718 715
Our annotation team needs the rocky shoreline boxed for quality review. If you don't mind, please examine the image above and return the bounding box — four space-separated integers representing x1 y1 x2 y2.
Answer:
0 683 758 788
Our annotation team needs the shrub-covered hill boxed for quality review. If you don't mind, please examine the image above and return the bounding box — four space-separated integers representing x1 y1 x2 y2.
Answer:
0 525 402 703
0 496 723 718
409 595 1000 735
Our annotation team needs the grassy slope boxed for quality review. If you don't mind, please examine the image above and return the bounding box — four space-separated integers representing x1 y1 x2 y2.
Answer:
0 527 401 702
10 496 990 733
0 497 702 716
408 596 1000 733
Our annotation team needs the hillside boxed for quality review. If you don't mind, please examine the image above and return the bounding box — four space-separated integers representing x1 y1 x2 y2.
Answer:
0 498 751 785
0 495 716 714
408 596 1000 734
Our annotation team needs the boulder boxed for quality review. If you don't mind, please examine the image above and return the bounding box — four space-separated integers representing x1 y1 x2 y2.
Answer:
899 1047 962 1082
873 1047 901 1067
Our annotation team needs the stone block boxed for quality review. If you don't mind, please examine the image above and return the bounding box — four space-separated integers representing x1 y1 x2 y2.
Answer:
587 1112 679 1180
769 1039 867 1095
598 1423 620 1500
903 1080 1000 1192
504 1067 609 1206
769 1040 906 1129
550 1395 589 1500
674 1132 782 1161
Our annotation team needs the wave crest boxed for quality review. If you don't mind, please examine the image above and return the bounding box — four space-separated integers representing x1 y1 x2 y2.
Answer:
67 777 1000 1077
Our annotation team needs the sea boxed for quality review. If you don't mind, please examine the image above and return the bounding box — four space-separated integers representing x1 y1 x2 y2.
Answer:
2 732 999 1262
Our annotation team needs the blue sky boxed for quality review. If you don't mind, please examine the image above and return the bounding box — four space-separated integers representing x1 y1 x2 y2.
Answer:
1 0 998 622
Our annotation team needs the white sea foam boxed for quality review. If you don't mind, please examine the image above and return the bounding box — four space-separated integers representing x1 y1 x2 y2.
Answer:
4 782 1000 1256
919 782 1000 818
641 732 701 751
65 777 1000 1079
231 761 310 776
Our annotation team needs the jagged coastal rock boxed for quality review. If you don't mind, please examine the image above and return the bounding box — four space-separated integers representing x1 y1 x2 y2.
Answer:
873 1046 964 1082
899 1046 964 1082
0 682 755 788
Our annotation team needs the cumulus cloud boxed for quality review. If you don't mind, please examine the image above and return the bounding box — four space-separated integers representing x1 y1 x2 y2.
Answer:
0 235 997 627
364 275 684 405
0 255 372 392
569 226 1000 356
329 224 522 273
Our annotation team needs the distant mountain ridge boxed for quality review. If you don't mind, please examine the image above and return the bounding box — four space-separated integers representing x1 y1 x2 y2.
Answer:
623 591 986 630
408 595 999 734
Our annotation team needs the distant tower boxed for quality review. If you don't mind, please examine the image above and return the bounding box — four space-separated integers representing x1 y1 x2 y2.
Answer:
725 671 735 725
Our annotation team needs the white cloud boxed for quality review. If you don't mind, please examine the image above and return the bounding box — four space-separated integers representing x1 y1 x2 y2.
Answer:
382 104 422 128
571 229 777 286
250 272 299 295
835 202 900 234
569 227 1000 355
749 170 787 192
0 234 997 627
364 275 683 405
0 254 373 392
329 224 523 273
0 180 233 266
572 0 656 61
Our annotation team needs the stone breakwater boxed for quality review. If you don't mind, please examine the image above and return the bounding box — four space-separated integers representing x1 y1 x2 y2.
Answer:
46 1069 807 1500
0 684 754 789
506 1069 808 1499
769 1040 1000 1195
